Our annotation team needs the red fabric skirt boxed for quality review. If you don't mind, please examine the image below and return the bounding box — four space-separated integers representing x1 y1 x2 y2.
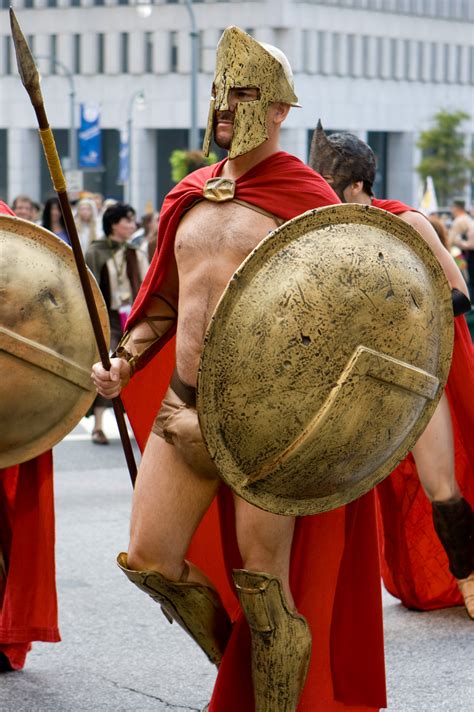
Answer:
377 316 474 610
0 451 60 669
123 339 386 710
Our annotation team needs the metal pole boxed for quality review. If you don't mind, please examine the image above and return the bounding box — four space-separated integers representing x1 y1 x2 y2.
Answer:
183 0 199 150
126 89 145 208
69 78 77 170
35 55 77 169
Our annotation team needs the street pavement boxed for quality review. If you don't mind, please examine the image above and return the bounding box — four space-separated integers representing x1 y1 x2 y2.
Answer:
0 413 472 711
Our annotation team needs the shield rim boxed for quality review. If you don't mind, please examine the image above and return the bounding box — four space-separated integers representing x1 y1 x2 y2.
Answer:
197 204 454 515
0 215 109 468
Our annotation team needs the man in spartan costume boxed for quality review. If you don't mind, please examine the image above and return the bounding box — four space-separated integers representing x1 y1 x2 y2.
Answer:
310 123 474 618
93 28 387 711
0 200 60 671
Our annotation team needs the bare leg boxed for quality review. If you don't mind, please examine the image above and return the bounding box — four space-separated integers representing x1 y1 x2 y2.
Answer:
233 497 311 711
127 432 220 586
412 393 474 617
234 494 295 606
121 432 232 662
411 392 459 502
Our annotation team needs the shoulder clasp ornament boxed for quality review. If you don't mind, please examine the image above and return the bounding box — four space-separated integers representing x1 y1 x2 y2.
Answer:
203 177 236 202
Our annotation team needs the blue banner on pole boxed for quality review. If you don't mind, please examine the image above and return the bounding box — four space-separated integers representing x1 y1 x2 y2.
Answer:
79 103 102 169
118 129 129 184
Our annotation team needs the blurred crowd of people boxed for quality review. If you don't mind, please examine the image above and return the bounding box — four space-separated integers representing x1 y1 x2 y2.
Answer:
428 198 474 300
9 191 159 258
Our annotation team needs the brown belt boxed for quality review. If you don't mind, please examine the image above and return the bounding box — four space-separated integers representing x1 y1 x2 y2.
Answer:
170 369 197 407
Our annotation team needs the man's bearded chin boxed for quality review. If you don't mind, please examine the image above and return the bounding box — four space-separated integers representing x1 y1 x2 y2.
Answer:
213 112 234 150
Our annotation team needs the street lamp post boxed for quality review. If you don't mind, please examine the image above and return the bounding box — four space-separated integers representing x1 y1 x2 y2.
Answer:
183 0 199 150
126 89 145 208
35 55 77 170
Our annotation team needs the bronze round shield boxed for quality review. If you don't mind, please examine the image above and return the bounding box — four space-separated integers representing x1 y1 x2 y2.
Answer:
197 204 453 516
0 215 109 468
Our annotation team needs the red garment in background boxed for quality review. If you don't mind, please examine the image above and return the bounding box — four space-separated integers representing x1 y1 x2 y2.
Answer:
122 155 386 710
374 198 474 610
0 201 60 669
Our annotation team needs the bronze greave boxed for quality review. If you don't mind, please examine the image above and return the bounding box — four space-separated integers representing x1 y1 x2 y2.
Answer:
117 553 231 665
432 497 474 579
233 569 312 712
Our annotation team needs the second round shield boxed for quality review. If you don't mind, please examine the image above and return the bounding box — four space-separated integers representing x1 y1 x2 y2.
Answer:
197 204 453 516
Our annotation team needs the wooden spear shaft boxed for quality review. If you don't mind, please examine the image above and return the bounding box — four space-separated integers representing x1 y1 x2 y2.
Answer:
10 8 137 486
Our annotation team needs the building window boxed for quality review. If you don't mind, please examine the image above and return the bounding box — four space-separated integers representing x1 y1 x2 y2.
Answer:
170 31 178 72
73 34 81 75
145 32 153 73
376 37 384 78
47 0 57 6
347 34 355 76
362 35 370 77
316 31 326 74
390 37 397 78
121 33 129 74
455 45 463 83
332 33 340 75
443 43 450 83
403 39 411 80
3 36 11 76
302 30 310 73
430 42 436 82
97 33 105 74
27 35 35 56
469 46 474 84
94 0 105 5
417 41 424 81
50 35 57 74
71 0 81 5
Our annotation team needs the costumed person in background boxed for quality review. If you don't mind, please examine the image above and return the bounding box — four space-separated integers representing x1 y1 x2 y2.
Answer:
86 203 148 445
310 123 474 618
41 196 70 245
92 28 386 711
74 197 99 254
0 200 60 671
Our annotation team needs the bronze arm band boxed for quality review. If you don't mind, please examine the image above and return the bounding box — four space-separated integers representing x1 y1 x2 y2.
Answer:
114 294 177 376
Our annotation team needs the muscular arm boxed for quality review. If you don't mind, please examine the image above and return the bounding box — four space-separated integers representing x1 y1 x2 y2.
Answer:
400 211 469 297
91 259 179 397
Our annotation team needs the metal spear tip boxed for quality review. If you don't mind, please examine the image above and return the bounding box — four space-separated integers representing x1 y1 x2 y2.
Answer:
9 7 43 107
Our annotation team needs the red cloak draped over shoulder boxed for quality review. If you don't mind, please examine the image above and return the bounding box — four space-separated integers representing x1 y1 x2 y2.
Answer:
122 155 386 710
0 201 60 669
373 198 474 610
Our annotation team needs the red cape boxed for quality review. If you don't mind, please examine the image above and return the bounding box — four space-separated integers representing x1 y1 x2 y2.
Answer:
0 201 60 669
123 154 386 710
374 198 474 609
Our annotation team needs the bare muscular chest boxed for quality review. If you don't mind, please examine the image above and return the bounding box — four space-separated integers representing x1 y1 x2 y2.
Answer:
174 200 278 265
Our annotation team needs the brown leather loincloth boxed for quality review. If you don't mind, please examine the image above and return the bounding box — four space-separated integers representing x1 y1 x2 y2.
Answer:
152 372 219 479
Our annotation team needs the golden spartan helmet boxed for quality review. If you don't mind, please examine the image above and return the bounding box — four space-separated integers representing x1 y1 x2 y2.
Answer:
197 204 453 516
202 26 300 159
0 215 109 467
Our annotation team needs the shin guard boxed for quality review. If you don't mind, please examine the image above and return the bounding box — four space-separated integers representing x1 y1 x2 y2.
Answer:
432 497 474 580
233 569 312 712
117 553 231 664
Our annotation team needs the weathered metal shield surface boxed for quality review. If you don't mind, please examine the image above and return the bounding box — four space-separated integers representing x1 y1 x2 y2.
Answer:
0 215 109 468
197 204 453 516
